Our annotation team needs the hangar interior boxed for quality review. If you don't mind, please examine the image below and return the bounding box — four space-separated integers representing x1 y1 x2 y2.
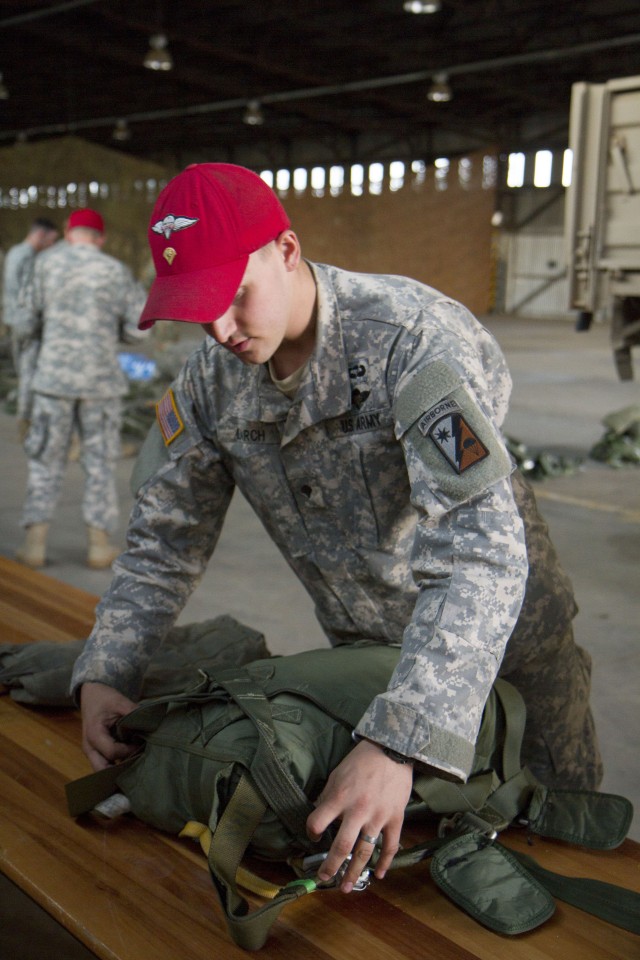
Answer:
0 2 639 958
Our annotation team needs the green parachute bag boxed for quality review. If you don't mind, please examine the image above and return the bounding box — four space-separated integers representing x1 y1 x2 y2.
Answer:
66 643 637 950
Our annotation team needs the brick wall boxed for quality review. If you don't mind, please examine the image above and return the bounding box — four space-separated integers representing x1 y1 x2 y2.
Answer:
280 152 497 317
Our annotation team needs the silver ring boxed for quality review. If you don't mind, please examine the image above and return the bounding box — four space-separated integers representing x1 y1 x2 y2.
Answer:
359 832 380 845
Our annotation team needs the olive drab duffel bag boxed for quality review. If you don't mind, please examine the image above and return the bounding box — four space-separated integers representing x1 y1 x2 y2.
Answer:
66 643 638 950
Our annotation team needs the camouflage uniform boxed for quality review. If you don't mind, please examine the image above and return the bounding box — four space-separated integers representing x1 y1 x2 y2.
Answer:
18 240 148 532
71 263 601 789
2 239 41 420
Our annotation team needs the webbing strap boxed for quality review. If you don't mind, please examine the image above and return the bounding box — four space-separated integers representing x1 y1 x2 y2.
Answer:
463 680 536 830
65 755 138 817
207 773 316 951
208 772 268 910
180 821 282 898
412 770 501 815
384 835 452 870
512 850 640 935
478 767 540 830
218 674 315 841
411 679 531 827
492 678 527 782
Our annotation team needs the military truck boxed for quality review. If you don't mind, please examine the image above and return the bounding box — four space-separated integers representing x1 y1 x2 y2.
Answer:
564 74 640 380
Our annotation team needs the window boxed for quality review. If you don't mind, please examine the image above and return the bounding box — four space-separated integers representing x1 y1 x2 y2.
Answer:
562 149 573 187
292 168 308 194
482 154 498 189
389 161 405 191
350 164 364 196
310 166 326 197
275 169 290 193
411 160 427 186
533 150 552 188
434 157 450 190
458 157 472 189
329 165 344 196
369 162 384 195
506 153 525 188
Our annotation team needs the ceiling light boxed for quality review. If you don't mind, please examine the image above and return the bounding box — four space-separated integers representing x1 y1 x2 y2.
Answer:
243 100 264 126
112 119 131 142
144 33 173 71
403 1 441 13
0 72 9 99
427 72 452 102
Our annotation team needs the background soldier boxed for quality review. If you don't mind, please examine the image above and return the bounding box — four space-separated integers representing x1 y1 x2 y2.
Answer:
2 217 60 438
16 208 148 569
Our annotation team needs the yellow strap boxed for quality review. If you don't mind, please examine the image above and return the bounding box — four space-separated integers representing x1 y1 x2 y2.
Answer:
179 820 211 850
179 821 282 900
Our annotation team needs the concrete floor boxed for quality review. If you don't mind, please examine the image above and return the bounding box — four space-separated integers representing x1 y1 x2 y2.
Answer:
0 313 638 958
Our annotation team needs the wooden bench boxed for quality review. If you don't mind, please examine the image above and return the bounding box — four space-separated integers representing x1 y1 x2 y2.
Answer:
0 555 638 959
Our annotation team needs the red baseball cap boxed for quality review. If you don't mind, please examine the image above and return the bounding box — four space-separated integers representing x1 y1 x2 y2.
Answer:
138 163 291 330
68 208 104 233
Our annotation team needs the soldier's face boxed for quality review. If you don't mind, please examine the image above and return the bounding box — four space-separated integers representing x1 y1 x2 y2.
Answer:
201 233 299 366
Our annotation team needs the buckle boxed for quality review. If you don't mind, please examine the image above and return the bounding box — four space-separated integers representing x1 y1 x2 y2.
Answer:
438 811 498 841
299 852 371 891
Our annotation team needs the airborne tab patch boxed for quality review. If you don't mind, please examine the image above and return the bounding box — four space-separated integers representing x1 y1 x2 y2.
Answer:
424 408 489 474
156 388 185 446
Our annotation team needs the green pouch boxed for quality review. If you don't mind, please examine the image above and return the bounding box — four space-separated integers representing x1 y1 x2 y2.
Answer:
527 787 633 850
430 831 556 935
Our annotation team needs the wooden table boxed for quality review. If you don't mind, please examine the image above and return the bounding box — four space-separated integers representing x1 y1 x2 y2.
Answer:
0 556 638 959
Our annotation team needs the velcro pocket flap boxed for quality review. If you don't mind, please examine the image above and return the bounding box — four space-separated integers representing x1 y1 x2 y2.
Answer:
527 787 633 850
430 831 555 935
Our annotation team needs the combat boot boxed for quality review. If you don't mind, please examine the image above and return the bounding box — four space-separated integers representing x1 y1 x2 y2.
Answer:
87 526 119 569
16 523 49 568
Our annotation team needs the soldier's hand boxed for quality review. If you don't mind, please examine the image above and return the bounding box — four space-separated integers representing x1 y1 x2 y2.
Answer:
80 681 138 771
306 739 413 892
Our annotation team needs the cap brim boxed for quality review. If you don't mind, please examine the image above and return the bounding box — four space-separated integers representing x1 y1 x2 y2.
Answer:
138 255 248 330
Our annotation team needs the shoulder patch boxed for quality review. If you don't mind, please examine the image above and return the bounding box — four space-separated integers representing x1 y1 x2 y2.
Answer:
156 388 185 446
396 364 513 506
420 402 489 474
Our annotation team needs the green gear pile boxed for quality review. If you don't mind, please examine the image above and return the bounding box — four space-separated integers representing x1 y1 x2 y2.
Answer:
589 405 640 468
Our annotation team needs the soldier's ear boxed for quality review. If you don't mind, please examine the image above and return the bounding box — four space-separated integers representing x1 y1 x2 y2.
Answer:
275 230 301 271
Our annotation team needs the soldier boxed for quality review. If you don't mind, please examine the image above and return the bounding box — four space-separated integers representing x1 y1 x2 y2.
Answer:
2 217 60 438
72 164 601 893
16 208 148 569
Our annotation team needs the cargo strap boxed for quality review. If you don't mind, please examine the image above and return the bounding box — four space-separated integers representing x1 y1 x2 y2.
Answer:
512 850 640 935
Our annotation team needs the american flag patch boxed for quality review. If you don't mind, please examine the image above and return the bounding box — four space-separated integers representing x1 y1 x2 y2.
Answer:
156 388 184 445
